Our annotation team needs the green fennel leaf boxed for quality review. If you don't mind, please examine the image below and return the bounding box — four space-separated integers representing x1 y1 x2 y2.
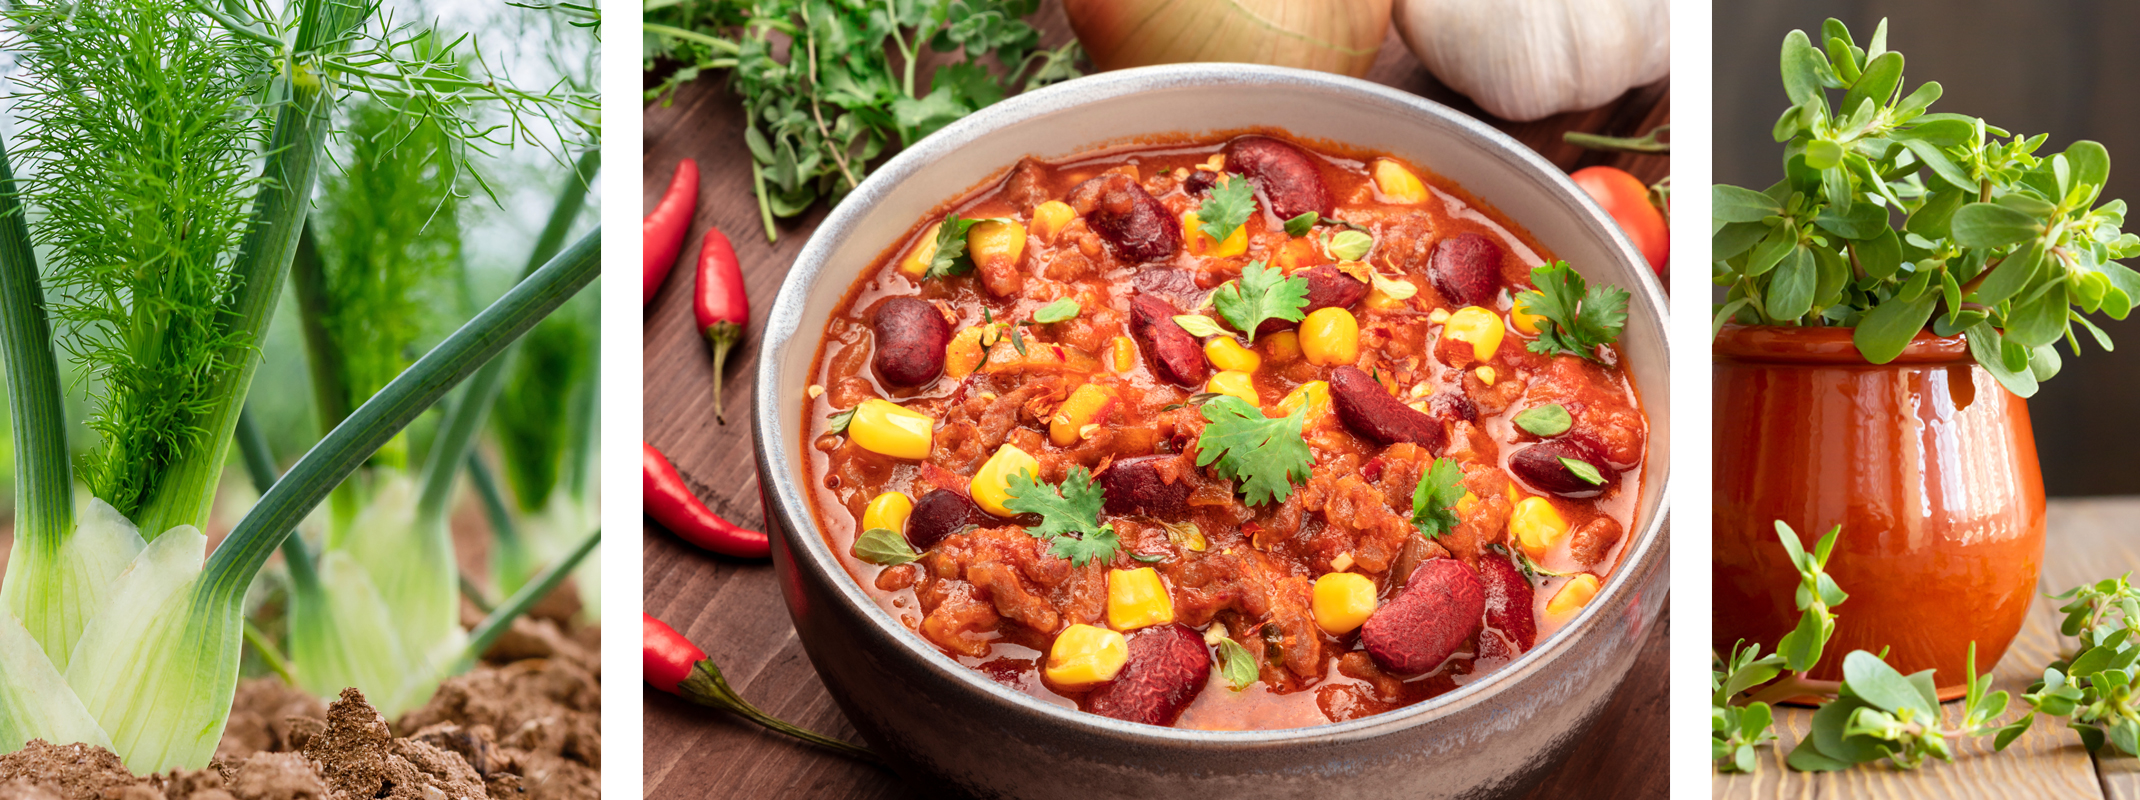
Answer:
1410 457 1465 539
1195 396 1312 506
1198 174 1256 243
1211 261 1309 342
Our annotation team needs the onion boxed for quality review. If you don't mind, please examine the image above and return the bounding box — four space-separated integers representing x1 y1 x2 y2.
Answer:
1065 0 1393 78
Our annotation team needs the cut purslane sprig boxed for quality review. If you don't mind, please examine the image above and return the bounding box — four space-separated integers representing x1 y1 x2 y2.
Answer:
1710 17 2140 397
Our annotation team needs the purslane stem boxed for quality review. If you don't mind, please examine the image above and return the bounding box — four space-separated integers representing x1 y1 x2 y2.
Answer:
199 227 600 605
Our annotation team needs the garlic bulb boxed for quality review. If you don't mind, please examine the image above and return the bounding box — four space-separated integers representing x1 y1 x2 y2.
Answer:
1392 0 1669 122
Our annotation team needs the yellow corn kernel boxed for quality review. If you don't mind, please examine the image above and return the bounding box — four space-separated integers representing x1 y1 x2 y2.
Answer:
1030 200 1076 243
898 221 942 279
1276 380 1331 420
1107 567 1176 631
1546 574 1603 621
1313 572 1378 635
1262 330 1303 363
1110 335 1137 372
1050 383 1117 447
1204 337 1262 373
970 443 1039 517
1454 490 1478 518
1442 306 1506 362
1475 366 1497 386
1372 158 1429 205
1207 370 1260 406
1046 624 1129 688
1182 210 1248 258
861 492 913 535
945 323 1005 379
968 219 1028 273
849 399 934 460
1511 295 1547 335
1511 496 1570 557
1299 307 1360 366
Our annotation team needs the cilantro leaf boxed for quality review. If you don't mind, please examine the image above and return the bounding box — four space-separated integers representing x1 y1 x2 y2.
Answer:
924 214 986 280
1515 261 1630 361
1410 457 1466 539
1198 173 1256 243
1210 261 1309 342
1004 467 1120 567
1195 396 1312 506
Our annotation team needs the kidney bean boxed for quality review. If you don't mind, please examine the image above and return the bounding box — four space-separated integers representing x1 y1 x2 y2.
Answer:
1183 169 1219 195
1362 559 1486 674
1477 554 1536 655
1067 173 1180 262
1086 623 1211 727
1129 296 1209 386
907 488 989 551
871 297 950 387
1099 455 1191 517
1223 135 1331 221
1429 232 1504 307
1254 265 1369 335
1426 392 1477 424
1508 438 1619 499
1329 366 1445 451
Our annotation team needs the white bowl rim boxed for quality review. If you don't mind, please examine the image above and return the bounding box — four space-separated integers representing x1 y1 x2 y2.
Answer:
753 62 1672 747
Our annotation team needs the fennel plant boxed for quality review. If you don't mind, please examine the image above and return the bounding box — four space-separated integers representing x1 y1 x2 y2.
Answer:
0 0 598 773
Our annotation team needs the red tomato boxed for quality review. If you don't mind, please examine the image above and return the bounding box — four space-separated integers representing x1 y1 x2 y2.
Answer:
1570 166 1668 279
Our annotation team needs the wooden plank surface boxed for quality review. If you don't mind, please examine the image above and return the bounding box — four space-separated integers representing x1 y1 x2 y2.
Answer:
642 5 1670 798
1713 496 2140 798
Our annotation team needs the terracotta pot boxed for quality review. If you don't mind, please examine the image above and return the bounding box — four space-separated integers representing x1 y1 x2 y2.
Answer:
1712 324 2045 697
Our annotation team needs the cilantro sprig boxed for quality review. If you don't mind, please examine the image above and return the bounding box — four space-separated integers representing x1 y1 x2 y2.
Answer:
1409 457 1465 539
1004 467 1120 567
924 214 987 280
1194 396 1312 506
1210 261 1309 342
1515 261 1629 361
1197 173 1256 243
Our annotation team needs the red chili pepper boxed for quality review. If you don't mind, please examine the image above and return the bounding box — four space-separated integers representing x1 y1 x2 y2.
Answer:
643 440 770 558
695 227 748 423
644 158 699 305
643 612 884 764
644 612 706 694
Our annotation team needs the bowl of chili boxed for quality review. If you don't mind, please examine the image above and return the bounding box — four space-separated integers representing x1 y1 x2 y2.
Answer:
752 64 1669 799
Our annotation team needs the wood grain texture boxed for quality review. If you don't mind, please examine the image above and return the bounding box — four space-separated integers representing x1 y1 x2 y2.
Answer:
642 5 1669 798
1712 497 2140 798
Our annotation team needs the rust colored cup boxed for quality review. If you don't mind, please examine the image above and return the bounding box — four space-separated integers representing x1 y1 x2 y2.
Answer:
1713 324 2045 697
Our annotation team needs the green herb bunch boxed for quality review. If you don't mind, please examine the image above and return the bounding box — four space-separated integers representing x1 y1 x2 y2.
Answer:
644 0 1082 240
1711 18 2140 397
2001 576 2140 754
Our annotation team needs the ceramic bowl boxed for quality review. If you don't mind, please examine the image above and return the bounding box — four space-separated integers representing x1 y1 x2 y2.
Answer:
753 64 1671 799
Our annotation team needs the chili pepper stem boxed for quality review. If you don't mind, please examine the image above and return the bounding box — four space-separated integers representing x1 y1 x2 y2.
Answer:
678 658 885 766
707 321 742 423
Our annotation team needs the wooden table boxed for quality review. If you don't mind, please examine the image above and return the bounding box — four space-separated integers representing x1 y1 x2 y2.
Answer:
642 6 1670 797
1714 496 2140 798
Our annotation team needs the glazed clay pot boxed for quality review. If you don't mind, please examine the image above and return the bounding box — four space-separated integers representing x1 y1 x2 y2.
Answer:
1712 324 2045 696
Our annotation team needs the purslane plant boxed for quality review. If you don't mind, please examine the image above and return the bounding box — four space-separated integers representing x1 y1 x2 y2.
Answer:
0 0 600 773
1713 521 2140 773
1711 18 2140 397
